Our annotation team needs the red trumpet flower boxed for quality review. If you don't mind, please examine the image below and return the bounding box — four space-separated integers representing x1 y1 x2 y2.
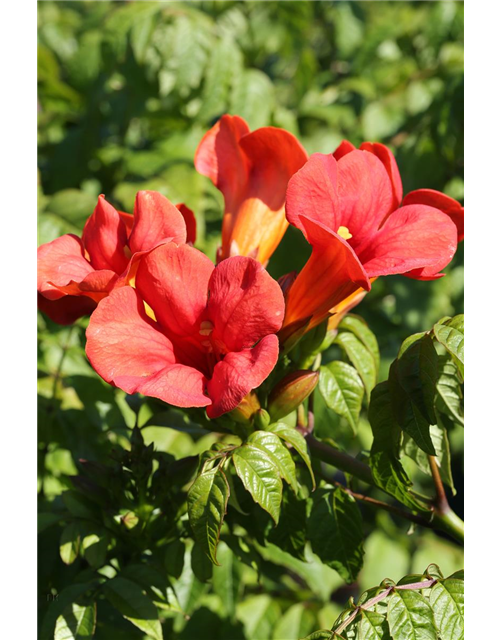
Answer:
280 141 464 343
37 191 196 324
194 114 308 264
85 244 285 418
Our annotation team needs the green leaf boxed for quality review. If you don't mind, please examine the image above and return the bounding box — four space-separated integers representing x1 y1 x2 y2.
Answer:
300 631 333 640
335 330 377 398
230 68 275 129
267 489 308 560
103 577 163 640
212 541 242 620
358 609 391 640
319 361 364 432
267 422 315 488
130 5 159 64
60 522 81 565
395 333 438 424
191 542 214 582
54 603 96 640
40 584 95 640
339 314 380 369
273 603 315 640
402 422 455 494
390 364 436 456
81 527 110 569
433 315 464 378
369 381 401 456
187 466 230 565
429 579 464 640
387 588 438 640
38 512 62 533
248 430 298 493
232 443 283 524
308 488 364 583
435 356 464 426
370 450 423 511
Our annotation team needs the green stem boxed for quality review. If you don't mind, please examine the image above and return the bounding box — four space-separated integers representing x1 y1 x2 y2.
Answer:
307 435 464 545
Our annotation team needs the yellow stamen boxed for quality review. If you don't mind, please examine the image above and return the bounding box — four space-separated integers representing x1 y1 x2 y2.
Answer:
337 226 352 240
144 301 157 322
199 320 214 336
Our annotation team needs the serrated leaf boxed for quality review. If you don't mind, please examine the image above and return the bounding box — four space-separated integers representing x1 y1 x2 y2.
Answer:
435 356 464 426
335 330 377 398
433 315 464 378
60 522 81 565
232 443 283 524
103 577 163 640
187 466 230 565
308 488 364 583
319 361 364 433
267 422 315 488
267 489 308 560
396 333 438 424
248 430 298 493
369 381 402 456
358 609 391 640
390 361 436 456
40 584 94 640
54 602 96 640
340 315 380 369
370 450 424 511
387 589 437 640
402 422 455 494
300 629 333 639
429 579 464 640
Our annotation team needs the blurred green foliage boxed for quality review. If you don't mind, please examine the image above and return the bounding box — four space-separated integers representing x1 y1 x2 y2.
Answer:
38 2 464 639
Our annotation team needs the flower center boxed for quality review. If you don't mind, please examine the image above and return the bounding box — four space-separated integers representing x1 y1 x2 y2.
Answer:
337 226 352 240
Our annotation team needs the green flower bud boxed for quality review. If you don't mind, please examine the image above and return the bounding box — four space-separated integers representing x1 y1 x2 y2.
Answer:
254 409 271 430
267 370 319 420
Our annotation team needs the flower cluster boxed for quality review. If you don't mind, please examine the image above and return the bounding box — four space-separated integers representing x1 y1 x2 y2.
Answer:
38 115 464 418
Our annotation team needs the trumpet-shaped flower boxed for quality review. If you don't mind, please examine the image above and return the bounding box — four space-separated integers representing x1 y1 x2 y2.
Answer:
194 114 308 264
85 244 285 418
280 141 463 342
37 191 195 324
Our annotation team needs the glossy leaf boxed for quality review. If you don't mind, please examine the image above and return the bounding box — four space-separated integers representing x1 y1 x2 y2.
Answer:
387 588 438 640
433 315 464 378
54 603 96 640
248 430 298 493
267 422 315 488
339 314 380 369
370 449 423 511
429 579 464 640
232 443 283 524
187 466 230 564
369 381 401 456
335 330 377 398
300 629 333 639
435 356 464 426
358 609 391 640
319 361 364 432
103 576 163 640
308 488 364 583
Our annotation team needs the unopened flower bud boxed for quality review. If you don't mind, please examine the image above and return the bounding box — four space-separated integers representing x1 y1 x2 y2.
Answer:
254 409 271 430
268 370 319 420
229 391 261 424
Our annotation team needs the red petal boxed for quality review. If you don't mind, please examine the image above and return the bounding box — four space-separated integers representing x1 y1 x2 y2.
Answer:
403 189 464 242
333 140 356 160
360 142 403 211
286 153 340 239
135 243 214 338
176 203 197 244
207 256 285 352
336 149 394 249
118 211 135 237
50 270 119 302
194 114 251 214
85 287 211 408
282 216 371 335
82 195 129 273
358 205 458 278
206 335 279 418
38 292 96 325
129 191 187 254
38 234 94 300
